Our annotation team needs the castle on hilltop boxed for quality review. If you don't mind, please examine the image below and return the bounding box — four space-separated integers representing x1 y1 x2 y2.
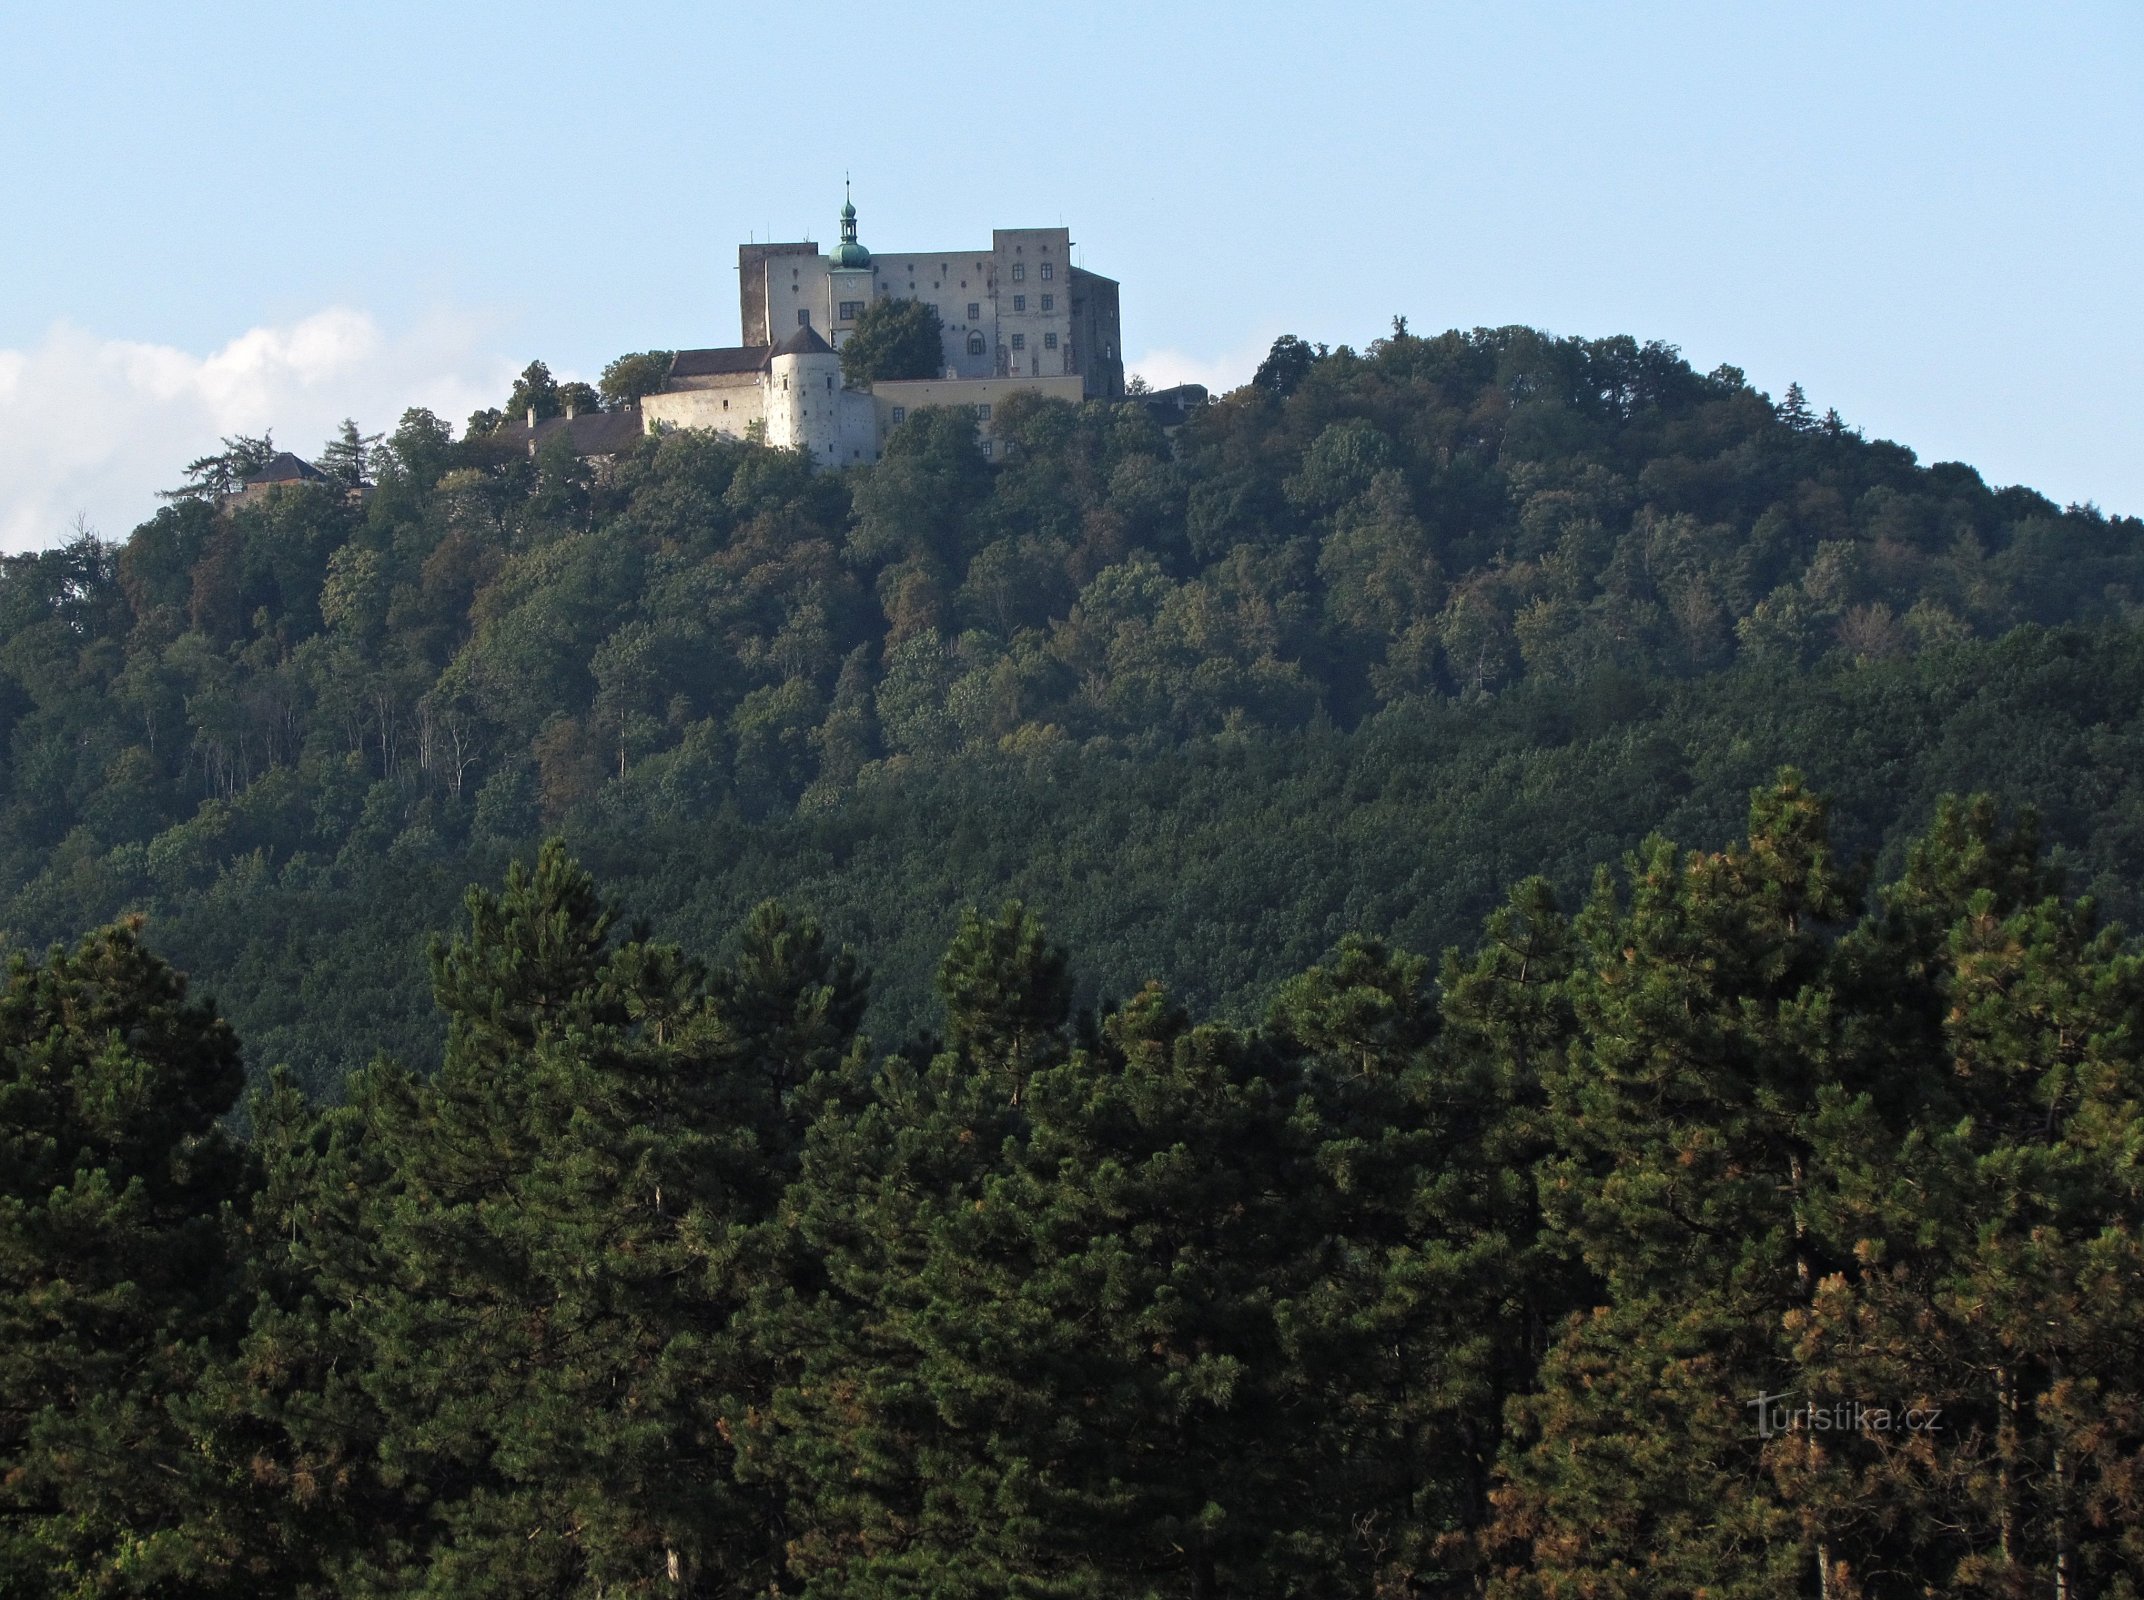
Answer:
637 194 1123 468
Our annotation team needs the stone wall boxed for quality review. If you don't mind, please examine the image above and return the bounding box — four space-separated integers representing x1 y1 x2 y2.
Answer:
641 376 764 441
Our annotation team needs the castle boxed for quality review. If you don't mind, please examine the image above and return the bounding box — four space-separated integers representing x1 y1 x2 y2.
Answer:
637 195 1123 468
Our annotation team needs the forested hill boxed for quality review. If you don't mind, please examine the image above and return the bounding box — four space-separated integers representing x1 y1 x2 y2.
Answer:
4 323 2143 1090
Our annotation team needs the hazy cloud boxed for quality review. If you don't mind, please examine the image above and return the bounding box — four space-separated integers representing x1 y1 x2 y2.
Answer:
1124 332 1278 401
0 310 514 553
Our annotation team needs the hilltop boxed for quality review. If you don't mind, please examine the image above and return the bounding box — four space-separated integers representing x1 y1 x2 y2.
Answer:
2 323 2142 1089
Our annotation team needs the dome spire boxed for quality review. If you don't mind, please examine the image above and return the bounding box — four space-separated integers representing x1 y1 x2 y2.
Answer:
830 176 871 268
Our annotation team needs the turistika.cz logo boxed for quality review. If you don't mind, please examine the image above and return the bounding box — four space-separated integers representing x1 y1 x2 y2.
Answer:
1745 1391 1944 1439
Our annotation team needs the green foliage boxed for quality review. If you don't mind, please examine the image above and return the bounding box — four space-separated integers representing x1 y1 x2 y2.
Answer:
839 295 945 384
598 350 675 409
504 359 560 424
314 418 382 489
161 432 279 502
4 792 2141 1594
0 922 249 1596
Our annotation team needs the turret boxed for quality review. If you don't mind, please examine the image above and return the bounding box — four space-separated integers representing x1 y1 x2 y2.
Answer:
765 322 844 466
828 181 872 270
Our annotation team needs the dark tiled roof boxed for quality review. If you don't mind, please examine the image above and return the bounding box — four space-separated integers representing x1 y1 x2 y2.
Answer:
671 346 770 378
514 408 646 458
244 452 327 485
768 323 835 359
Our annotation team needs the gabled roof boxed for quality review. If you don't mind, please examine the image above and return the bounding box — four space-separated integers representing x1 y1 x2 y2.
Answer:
768 323 835 359
243 452 327 485
671 346 770 378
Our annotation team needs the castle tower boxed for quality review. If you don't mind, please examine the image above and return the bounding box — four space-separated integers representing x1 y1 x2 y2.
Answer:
765 321 844 466
827 183 875 347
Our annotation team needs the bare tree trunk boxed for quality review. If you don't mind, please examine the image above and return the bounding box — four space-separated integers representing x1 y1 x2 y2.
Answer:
1996 1365 2019 1571
2053 1353 2073 1600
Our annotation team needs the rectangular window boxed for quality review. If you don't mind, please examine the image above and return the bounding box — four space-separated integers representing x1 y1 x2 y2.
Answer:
1012 262 1026 281
1041 262 1055 281
1011 333 1025 350
797 309 811 327
839 300 864 319
974 404 992 419
1040 294 1054 312
1044 332 1058 349
891 406 905 424
982 438 994 457
967 301 980 321
1013 295 1026 312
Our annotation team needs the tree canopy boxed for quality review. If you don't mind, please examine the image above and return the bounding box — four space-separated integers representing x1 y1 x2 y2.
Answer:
839 296 945 384
4 789 2143 1595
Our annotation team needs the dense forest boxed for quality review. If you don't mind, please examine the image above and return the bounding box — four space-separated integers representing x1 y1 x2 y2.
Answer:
5 321 2144 1595
3 324 2143 1089
5 794 2142 1597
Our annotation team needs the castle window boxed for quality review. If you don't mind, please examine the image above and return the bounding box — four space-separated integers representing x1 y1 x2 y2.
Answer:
1041 262 1055 281
840 301 864 319
967 302 980 321
891 406 905 424
974 404 992 419
826 374 834 390
1012 262 1026 281
1044 332 1058 349
967 333 985 356
797 309 811 327
1011 333 1025 350
1013 295 1026 313
981 439 994 457
1041 294 1054 312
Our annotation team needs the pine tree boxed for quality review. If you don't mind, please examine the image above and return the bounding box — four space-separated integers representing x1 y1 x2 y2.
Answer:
0 922 250 1596
1489 776 1860 1598
343 842 774 1597
733 907 1060 1597
314 419 382 489
1011 984 1317 1597
160 431 278 500
173 1068 405 1596
1785 801 2144 1595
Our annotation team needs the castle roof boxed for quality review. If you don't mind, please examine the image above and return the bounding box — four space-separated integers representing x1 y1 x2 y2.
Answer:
243 452 327 486
768 323 836 360
671 346 769 378
509 407 645 460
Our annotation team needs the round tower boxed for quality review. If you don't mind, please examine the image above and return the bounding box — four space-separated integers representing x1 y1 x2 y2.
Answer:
766 322 844 466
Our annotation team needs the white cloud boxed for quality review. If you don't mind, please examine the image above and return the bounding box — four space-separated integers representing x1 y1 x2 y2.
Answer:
1123 330 1279 400
0 310 516 553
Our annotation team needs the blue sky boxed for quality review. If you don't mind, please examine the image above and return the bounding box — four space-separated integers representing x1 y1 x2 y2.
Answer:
1 1 2137 549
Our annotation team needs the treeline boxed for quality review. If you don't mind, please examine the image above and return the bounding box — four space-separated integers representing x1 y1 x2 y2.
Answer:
5 781 2141 1597
5 323 2140 876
